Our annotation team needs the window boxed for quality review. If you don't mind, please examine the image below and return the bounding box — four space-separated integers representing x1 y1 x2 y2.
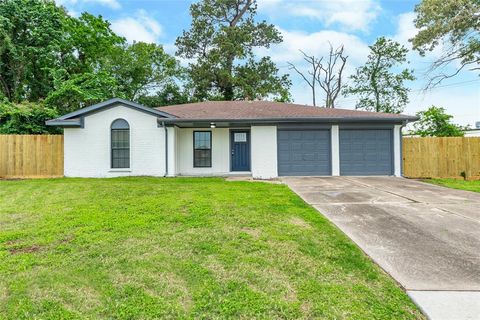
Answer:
234 132 247 142
193 131 211 167
111 119 130 168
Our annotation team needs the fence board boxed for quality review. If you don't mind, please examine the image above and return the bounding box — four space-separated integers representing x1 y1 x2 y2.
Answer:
0 135 64 178
1 135 479 180
403 137 480 180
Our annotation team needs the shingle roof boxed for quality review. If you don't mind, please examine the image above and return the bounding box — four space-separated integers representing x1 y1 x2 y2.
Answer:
158 100 417 121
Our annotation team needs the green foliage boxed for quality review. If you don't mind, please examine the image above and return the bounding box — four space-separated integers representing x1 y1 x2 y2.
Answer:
413 105 467 137
106 42 182 101
63 12 125 74
0 99 61 134
175 0 291 101
0 0 67 101
0 0 184 133
45 72 124 114
411 0 480 86
343 37 415 113
137 83 190 107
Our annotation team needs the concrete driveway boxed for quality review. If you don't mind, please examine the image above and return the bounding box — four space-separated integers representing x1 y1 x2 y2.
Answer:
282 176 480 320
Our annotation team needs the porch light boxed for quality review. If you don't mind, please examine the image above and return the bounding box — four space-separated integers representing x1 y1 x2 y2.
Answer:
210 122 216 128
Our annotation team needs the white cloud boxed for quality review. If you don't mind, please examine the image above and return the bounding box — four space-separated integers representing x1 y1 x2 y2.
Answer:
261 28 370 65
111 10 163 43
393 12 417 47
256 28 371 106
56 0 121 9
259 0 381 32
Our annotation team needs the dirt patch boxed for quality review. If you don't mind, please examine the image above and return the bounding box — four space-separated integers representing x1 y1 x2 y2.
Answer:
240 227 261 239
4 239 21 246
8 244 42 254
289 217 311 229
225 177 283 184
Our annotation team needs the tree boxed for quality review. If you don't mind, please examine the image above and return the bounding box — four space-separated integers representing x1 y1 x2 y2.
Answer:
106 42 181 101
0 99 61 134
413 106 467 137
317 44 348 108
343 37 415 113
137 83 190 107
45 72 124 114
287 51 322 106
62 12 124 74
288 45 347 107
0 0 67 101
175 0 291 101
410 0 480 87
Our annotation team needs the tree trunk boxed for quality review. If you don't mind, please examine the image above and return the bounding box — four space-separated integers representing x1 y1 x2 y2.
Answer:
223 54 235 100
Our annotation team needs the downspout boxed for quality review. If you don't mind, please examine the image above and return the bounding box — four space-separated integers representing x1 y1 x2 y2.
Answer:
163 121 168 177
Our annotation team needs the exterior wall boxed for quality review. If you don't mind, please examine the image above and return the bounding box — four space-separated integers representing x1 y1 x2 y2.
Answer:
330 125 340 176
393 124 402 177
251 125 277 179
64 104 166 177
166 126 177 176
176 128 230 176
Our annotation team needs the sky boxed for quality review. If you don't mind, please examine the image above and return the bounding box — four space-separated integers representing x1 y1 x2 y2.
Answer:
57 0 480 127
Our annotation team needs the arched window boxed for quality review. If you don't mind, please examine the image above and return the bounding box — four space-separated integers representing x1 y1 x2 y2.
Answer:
111 119 130 168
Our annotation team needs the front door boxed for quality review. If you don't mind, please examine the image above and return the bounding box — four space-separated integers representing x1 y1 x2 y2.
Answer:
230 130 250 171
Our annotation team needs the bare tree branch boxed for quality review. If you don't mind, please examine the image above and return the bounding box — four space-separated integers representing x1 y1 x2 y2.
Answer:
288 50 322 106
316 43 348 108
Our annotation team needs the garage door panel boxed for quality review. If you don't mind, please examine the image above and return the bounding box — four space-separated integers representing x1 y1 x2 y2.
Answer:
278 130 331 176
340 129 392 175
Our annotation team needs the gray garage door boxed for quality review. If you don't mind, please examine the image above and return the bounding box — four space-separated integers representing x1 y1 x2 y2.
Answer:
278 130 331 176
340 129 393 175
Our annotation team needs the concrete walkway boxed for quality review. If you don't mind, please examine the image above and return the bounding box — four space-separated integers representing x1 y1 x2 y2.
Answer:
282 177 480 320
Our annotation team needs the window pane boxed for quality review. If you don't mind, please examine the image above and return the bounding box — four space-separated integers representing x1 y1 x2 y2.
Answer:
194 149 211 167
111 119 129 129
194 131 211 149
112 130 129 149
234 132 247 142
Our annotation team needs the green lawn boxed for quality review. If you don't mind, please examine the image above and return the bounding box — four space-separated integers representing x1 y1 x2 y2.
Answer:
0 177 423 319
426 178 480 193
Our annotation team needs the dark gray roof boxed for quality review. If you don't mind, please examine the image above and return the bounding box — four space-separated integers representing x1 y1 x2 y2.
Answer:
46 98 175 126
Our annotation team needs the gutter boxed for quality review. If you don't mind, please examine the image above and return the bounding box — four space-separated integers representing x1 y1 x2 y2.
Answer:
159 116 419 125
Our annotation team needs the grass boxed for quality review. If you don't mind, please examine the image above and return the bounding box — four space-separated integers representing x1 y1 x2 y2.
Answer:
0 177 423 319
426 178 480 193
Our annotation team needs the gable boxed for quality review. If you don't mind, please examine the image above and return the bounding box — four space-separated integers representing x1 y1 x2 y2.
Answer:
46 98 175 127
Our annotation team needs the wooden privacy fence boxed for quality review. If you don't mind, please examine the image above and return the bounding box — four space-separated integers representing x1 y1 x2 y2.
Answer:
403 137 480 180
0 135 63 178
1 135 479 179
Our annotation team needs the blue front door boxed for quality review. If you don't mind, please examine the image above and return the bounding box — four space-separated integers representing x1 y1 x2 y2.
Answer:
231 131 250 171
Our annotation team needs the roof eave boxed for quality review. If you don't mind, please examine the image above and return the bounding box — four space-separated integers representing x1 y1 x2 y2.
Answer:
160 116 419 124
55 98 178 121
45 118 83 127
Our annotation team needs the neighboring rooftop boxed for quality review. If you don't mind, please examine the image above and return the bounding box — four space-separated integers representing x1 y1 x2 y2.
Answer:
158 100 417 121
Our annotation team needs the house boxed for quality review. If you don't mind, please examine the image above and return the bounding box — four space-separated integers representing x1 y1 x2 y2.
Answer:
46 98 418 179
